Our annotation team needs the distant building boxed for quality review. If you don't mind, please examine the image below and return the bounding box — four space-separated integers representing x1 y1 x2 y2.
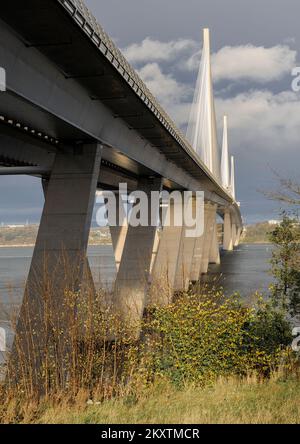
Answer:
268 220 281 226
6 224 26 229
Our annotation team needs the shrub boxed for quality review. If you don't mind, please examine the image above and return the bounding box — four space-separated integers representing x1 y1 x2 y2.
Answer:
269 215 300 316
140 292 292 386
241 297 292 375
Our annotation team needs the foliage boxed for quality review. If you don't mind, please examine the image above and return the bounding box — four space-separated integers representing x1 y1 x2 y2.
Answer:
241 297 292 373
0 286 294 422
241 222 272 244
137 292 292 386
269 215 300 316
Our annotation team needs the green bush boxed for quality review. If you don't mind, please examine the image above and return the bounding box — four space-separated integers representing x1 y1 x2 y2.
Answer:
140 292 292 386
242 298 292 373
269 215 300 316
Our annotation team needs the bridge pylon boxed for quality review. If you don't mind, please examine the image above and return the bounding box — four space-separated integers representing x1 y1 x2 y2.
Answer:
186 28 220 180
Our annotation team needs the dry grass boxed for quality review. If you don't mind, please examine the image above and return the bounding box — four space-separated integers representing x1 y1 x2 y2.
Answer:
3 375 299 424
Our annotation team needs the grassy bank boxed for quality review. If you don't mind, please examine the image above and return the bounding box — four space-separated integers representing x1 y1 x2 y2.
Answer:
4 376 299 424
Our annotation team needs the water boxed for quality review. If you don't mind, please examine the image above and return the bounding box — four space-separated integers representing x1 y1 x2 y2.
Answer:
0 243 273 314
0 243 273 365
0 245 117 311
207 244 273 300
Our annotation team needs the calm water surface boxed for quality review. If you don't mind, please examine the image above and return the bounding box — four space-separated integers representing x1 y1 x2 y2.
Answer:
0 245 117 308
207 243 273 300
0 243 273 315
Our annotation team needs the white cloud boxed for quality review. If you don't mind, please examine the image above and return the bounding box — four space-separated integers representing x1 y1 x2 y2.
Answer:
215 90 300 152
137 62 191 110
211 45 296 83
125 38 296 85
283 37 296 45
123 37 197 64
167 88 300 154
184 50 201 71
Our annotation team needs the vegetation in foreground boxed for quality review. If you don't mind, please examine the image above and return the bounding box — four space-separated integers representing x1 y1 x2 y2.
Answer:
0 283 297 424
16 376 300 424
1 212 300 424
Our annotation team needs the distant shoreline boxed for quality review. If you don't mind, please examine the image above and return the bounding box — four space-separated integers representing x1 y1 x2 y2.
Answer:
0 241 269 249
0 244 35 248
0 243 112 249
240 241 271 245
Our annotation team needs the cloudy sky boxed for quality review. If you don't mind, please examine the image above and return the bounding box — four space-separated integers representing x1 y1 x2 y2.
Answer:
2 0 300 224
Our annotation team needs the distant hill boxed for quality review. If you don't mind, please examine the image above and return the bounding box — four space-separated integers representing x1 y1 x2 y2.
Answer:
0 221 276 247
0 225 112 247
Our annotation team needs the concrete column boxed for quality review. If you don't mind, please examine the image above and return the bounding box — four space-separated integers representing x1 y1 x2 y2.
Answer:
232 223 237 248
235 227 242 247
190 202 209 282
113 177 163 330
233 225 242 247
223 210 233 251
149 230 161 275
209 221 221 265
201 203 217 274
173 195 196 292
10 144 102 387
151 198 184 304
109 192 128 273
42 176 96 293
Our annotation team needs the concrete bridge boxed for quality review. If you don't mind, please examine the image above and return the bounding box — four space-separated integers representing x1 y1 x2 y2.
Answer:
0 0 242 353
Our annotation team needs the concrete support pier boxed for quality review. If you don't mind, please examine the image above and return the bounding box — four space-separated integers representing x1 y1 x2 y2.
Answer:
190 200 209 281
174 196 196 292
151 197 184 304
190 232 205 282
10 143 102 386
223 210 233 251
109 192 128 273
201 203 217 274
113 177 163 330
231 223 237 248
235 227 242 247
209 221 221 265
